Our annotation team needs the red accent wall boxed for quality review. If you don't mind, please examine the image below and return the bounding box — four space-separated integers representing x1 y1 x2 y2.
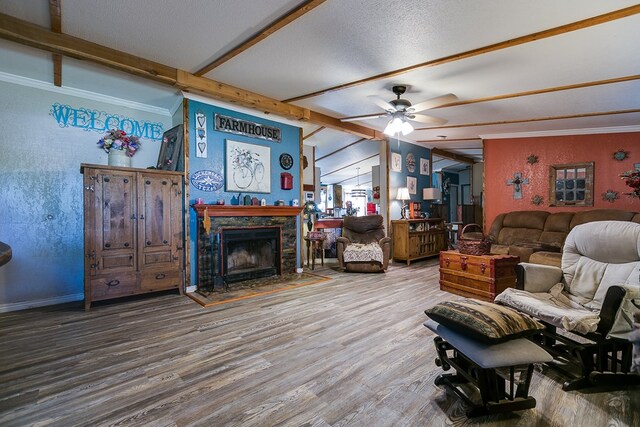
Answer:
484 132 639 230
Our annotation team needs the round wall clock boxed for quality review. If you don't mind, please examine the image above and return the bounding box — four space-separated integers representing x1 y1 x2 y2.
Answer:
279 153 294 170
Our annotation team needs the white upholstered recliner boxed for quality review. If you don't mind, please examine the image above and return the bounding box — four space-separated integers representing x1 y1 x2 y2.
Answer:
495 220 640 390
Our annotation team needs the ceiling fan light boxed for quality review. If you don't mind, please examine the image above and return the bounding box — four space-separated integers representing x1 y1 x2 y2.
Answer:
400 120 414 136
384 117 404 136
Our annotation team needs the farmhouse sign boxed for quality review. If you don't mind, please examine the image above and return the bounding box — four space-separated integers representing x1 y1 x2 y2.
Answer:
214 113 281 142
50 103 164 140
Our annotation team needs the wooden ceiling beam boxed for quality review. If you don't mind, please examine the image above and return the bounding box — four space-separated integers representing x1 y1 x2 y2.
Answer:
320 153 379 177
417 109 640 130
431 148 475 164
316 138 367 162
48 0 62 87
285 5 640 102
0 12 385 139
303 126 325 140
195 0 326 76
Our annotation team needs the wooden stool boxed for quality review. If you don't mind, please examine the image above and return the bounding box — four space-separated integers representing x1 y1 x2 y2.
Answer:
304 234 326 270
424 319 552 417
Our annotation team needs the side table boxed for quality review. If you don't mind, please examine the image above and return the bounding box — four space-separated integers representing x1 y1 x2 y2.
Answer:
304 234 327 270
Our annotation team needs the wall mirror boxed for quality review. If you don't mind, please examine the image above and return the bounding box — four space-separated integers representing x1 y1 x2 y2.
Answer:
548 162 594 206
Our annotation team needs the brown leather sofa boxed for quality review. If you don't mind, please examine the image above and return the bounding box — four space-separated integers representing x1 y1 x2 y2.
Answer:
486 209 640 267
337 215 391 272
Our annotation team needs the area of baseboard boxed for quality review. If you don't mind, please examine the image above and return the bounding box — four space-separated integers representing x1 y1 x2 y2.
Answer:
0 293 84 313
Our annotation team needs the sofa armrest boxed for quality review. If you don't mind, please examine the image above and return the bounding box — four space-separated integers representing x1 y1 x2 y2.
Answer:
598 285 628 336
516 262 563 293
336 237 351 267
379 237 391 270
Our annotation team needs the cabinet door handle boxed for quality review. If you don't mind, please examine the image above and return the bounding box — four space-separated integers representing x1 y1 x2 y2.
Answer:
155 273 166 280
106 279 120 287
147 240 152 246
105 243 111 248
163 240 168 244
124 242 130 247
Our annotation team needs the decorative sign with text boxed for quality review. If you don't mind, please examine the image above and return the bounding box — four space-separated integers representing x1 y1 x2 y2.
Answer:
50 103 164 140
214 113 281 142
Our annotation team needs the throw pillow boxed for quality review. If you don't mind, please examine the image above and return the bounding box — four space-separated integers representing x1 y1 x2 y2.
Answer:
425 299 545 343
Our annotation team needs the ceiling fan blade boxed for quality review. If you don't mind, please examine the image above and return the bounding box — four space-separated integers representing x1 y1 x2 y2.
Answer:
340 113 388 122
367 95 396 112
408 93 458 113
408 113 448 126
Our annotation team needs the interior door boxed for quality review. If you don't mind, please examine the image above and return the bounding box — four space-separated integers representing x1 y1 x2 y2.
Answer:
448 185 459 222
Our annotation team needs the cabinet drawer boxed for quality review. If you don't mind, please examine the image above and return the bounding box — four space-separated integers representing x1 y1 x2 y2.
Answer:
140 270 181 291
90 273 138 300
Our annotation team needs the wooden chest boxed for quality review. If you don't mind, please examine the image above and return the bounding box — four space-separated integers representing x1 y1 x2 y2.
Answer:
439 250 520 302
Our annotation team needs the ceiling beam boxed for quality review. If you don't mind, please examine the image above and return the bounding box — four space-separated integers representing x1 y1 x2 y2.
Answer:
48 0 62 87
284 5 640 102
417 137 480 143
316 138 367 161
0 12 385 140
417 109 640 130
194 0 326 76
431 148 475 164
303 126 325 140
320 153 379 177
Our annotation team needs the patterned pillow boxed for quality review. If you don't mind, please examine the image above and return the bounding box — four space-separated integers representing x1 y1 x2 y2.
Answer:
425 299 544 343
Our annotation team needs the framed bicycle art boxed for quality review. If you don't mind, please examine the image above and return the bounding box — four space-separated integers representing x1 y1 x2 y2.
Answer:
225 140 271 193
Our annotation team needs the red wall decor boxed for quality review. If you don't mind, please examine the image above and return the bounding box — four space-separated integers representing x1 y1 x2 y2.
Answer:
484 132 639 230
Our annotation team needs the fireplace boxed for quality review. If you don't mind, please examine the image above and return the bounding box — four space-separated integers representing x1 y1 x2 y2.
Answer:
221 226 281 283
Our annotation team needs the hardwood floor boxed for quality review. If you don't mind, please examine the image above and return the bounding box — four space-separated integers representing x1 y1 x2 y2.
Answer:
1 259 638 426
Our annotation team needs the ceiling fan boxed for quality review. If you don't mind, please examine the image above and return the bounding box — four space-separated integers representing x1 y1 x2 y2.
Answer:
341 85 457 136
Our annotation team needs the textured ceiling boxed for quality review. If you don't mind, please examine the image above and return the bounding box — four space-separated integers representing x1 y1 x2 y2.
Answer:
0 0 638 184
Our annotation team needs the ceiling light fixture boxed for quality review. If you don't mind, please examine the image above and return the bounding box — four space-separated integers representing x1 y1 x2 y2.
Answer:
350 167 367 198
383 112 414 137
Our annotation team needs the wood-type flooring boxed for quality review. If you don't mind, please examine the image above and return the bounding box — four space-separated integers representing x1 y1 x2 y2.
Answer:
1 259 638 426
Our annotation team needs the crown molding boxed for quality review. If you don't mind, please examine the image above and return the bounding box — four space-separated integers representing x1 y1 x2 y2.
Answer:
479 125 640 139
0 71 173 116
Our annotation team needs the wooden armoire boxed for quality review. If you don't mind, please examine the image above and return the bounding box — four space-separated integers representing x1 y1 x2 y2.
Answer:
81 164 184 310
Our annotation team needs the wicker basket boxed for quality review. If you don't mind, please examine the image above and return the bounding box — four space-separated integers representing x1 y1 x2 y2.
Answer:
457 223 492 255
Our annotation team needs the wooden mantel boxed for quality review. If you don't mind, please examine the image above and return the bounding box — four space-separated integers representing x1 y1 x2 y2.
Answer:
192 204 303 217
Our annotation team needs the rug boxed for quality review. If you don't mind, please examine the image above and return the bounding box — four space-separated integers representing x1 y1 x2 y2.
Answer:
187 271 333 308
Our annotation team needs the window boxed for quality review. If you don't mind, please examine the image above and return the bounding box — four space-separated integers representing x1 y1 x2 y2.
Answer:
548 162 594 207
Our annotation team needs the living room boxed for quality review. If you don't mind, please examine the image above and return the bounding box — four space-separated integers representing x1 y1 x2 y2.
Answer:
1 2 639 425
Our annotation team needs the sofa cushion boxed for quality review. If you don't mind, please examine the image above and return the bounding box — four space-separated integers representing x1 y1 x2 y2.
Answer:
498 227 542 246
570 209 636 229
544 212 574 232
502 210 549 230
538 231 566 249
424 299 544 343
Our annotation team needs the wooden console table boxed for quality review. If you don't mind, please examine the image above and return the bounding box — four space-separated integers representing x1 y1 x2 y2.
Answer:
439 250 519 302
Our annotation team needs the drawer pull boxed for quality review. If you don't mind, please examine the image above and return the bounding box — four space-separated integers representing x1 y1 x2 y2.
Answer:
155 273 166 280
480 263 487 274
106 279 120 287
163 240 168 244
105 243 111 248
147 240 152 246
124 242 129 247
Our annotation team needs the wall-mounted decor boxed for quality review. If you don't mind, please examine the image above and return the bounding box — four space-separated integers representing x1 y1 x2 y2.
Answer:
279 153 293 170
601 189 620 203
214 113 281 142
157 124 184 171
407 176 417 195
390 152 402 172
420 158 430 175
406 153 416 173
549 162 594 207
531 195 544 205
613 149 629 161
225 140 270 193
191 170 224 192
527 154 539 164
619 169 640 198
305 191 314 201
635 163 640 171
195 111 207 158
506 172 529 199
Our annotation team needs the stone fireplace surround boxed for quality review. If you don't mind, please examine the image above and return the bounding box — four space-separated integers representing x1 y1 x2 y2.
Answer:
192 205 302 288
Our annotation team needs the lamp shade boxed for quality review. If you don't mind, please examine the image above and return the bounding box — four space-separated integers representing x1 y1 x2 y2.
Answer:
396 187 410 201
423 187 442 201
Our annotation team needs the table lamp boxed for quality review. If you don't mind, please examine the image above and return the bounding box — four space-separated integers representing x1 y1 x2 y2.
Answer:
396 187 410 219
423 187 442 218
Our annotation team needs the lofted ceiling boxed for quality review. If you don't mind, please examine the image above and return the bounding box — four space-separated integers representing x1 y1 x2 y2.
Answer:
1 1 639 185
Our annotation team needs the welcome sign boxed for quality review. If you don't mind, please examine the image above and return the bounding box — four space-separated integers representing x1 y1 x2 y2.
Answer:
50 103 164 140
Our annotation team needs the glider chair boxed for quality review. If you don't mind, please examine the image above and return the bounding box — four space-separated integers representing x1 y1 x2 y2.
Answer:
495 220 640 390
336 215 391 272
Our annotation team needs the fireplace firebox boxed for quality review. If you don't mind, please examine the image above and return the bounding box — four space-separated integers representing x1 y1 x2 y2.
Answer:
221 226 281 283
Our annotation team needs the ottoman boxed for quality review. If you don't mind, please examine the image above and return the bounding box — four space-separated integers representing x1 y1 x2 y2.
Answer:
424 319 552 417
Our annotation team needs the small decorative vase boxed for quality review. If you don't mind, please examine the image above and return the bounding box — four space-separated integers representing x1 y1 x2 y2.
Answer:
307 217 313 231
108 150 131 167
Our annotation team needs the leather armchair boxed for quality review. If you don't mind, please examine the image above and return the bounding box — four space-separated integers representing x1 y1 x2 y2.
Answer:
336 215 391 272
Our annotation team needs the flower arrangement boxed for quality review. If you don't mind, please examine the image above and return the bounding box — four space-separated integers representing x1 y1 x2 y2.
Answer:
620 169 640 198
97 129 141 157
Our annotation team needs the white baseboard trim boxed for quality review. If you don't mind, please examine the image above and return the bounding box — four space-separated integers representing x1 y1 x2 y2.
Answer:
185 285 197 293
0 293 84 313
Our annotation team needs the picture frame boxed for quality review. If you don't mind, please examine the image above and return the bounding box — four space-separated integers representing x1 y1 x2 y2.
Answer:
407 176 417 195
305 191 314 201
225 140 271 193
390 152 402 172
156 124 184 171
420 158 430 175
